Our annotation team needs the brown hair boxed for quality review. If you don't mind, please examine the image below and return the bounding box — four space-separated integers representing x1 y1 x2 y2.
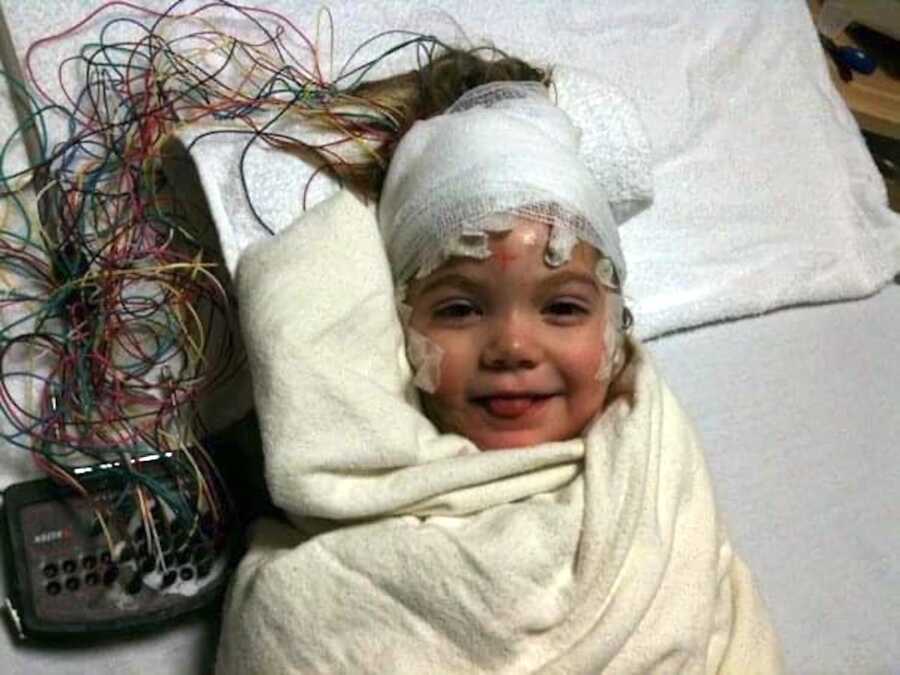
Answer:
329 47 550 201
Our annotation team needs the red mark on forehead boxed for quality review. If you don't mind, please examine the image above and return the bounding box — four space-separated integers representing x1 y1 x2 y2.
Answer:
491 249 518 270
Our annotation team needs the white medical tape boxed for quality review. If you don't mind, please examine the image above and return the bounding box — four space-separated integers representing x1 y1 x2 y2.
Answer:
593 259 627 384
378 82 626 287
395 285 445 394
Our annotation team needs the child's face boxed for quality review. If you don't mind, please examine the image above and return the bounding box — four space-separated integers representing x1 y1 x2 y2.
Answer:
406 218 614 450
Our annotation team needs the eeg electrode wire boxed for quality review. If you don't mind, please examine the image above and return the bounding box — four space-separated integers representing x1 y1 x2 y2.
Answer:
0 0 458 559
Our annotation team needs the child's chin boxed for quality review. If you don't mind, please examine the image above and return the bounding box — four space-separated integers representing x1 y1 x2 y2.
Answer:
475 429 563 451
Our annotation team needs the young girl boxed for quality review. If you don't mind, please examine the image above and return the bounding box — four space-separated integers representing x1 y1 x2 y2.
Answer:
216 48 783 674
403 215 621 451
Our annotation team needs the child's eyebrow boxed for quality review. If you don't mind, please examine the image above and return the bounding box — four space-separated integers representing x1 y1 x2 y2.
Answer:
416 272 485 296
539 270 600 292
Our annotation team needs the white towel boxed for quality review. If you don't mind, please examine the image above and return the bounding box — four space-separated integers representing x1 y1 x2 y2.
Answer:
146 0 900 340
215 190 783 673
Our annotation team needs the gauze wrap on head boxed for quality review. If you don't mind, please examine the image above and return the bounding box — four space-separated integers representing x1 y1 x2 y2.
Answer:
378 71 653 287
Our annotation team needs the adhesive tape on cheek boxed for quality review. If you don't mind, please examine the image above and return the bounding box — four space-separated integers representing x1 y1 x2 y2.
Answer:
608 331 626 380
594 258 616 289
595 317 618 384
405 328 444 394
395 288 443 392
595 289 624 384
395 284 412 323
607 299 628 381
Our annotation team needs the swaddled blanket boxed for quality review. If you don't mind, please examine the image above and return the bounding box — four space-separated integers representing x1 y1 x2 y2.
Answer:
215 190 783 673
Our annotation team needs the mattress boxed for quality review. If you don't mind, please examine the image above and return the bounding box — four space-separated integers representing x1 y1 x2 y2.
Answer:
648 284 900 674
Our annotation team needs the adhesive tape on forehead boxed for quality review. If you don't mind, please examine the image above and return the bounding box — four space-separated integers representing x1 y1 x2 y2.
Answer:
416 211 578 280
379 80 635 287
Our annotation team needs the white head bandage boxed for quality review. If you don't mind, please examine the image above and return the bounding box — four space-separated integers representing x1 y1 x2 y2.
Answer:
378 73 653 287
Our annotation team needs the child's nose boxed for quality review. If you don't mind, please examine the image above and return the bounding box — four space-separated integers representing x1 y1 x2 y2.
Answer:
481 316 541 370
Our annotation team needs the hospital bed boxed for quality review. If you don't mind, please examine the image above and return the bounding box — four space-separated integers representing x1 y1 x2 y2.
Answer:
0 1 897 673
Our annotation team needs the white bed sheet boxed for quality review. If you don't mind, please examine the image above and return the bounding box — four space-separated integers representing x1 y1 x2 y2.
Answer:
2 283 897 674
648 284 900 675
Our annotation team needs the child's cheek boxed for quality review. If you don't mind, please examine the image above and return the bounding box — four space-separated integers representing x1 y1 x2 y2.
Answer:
433 345 466 398
420 354 469 436
406 330 468 426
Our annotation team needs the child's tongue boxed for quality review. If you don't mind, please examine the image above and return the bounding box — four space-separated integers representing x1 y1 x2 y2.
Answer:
484 396 538 418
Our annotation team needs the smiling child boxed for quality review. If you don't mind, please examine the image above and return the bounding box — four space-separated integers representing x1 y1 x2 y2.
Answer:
217 46 783 675
405 217 620 450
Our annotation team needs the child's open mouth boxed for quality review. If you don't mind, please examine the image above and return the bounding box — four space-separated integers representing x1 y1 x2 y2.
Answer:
475 394 556 419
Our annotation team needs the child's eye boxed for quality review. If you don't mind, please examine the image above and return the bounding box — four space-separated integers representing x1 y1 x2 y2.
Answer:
544 299 590 321
433 300 481 321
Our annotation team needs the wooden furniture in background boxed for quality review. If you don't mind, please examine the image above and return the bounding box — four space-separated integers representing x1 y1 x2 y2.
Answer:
809 1 900 208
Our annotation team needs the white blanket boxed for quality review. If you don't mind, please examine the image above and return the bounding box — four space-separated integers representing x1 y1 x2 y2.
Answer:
215 190 782 673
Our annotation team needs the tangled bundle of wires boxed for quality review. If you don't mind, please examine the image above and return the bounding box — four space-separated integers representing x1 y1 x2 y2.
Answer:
0 0 447 556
